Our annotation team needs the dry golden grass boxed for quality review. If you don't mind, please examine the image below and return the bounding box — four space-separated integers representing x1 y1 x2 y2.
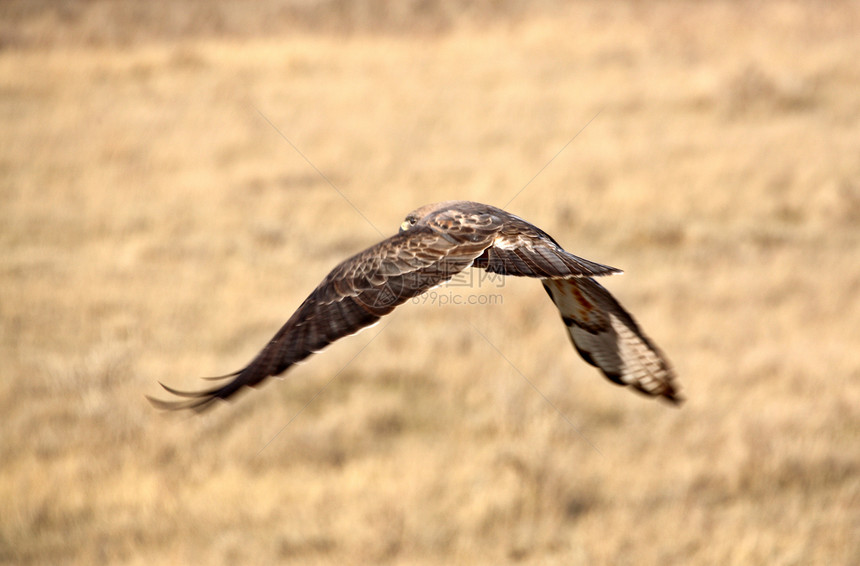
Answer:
2 1 859 564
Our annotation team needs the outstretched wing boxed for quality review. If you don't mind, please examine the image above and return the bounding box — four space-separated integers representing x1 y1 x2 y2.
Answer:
542 277 681 404
149 221 500 412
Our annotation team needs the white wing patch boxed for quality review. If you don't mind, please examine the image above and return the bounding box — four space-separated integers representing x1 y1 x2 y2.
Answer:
493 235 524 250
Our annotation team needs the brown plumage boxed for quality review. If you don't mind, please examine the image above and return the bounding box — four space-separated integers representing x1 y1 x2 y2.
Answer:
149 201 681 412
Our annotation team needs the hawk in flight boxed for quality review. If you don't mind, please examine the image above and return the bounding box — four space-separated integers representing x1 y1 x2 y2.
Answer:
150 201 681 411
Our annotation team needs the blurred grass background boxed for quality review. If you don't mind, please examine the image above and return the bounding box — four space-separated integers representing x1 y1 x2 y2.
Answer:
2 1 859 564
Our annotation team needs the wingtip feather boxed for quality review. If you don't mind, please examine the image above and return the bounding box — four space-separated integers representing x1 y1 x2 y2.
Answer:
147 392 221 413
158 381 209 399
663 390 685 407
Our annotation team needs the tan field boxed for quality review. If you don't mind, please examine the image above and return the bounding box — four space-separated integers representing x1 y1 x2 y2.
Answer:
2 1 859 564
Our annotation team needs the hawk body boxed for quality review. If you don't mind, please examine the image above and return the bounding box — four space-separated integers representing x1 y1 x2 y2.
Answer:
150 201 681 411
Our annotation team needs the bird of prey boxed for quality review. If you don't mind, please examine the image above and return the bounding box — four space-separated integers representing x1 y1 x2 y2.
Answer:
149 201 681 412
